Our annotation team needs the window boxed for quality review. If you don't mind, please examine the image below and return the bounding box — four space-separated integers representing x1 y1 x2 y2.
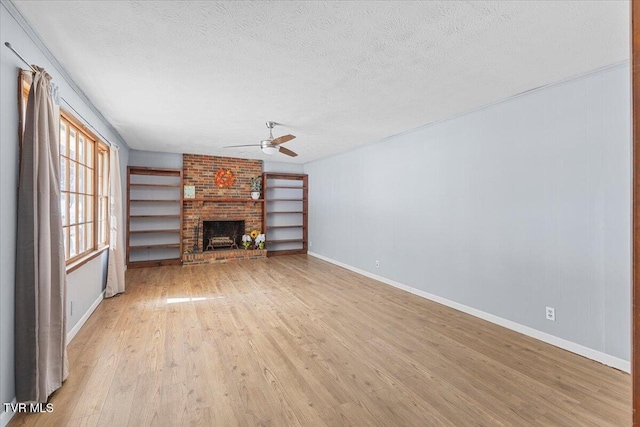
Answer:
19 71 110 264
60 114 110 262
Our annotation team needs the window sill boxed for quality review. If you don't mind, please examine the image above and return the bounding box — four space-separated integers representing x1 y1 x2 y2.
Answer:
66 246 109 274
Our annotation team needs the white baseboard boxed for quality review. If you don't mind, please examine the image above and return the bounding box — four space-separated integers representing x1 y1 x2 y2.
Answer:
308 252 631 373
1 399 16 427
67 291 105 343
1 293 104 425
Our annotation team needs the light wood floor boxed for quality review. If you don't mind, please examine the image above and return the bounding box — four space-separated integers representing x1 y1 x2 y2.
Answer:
11 255 630 426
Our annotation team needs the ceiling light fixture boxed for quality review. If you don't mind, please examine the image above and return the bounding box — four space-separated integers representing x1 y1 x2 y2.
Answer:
261 145 280 155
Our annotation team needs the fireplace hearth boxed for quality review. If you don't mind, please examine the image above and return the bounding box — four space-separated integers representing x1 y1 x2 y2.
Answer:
202 220 245 251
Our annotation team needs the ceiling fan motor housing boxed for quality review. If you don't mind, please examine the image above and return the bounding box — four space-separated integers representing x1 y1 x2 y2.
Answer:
261 139 280 151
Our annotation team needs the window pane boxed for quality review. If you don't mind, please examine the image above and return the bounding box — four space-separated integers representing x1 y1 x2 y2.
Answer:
78 165 84 193
64 227 69 259
69 128 76 160
69 194 76 224
77 195 84 223
100 197 109 245
69 161 76 192
102 197 108 223
101 160 109 198
86 167 93 194
61 193 67 226
86 195 94 222
78 135 84 163
98 220 104 245
69 226 77 257
86 222 94 250
78 224 85 253
103 219 108 245
97 153 103 196
60 121 67 157
60 157 66 191
86 142 93 168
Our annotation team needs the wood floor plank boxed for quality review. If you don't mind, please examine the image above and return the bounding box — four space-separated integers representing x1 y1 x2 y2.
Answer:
9 255 631 426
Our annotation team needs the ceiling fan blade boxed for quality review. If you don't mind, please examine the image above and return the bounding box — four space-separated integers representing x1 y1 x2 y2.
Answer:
224 144 260 148
271 134 296 145
278 146 298 157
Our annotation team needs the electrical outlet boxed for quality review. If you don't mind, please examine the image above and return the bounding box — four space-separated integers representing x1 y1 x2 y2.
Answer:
545 306 555 321
375 260 380 268
309 242 312 248
70 301 74 316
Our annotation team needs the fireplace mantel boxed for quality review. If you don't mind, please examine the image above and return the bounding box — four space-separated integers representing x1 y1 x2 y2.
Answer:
184 198 264 203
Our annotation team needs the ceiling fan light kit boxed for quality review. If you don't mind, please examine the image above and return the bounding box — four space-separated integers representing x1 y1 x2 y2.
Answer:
225 121 297 157
261 145 280 155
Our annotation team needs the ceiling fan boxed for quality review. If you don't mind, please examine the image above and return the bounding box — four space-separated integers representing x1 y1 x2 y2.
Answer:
225 121 297 157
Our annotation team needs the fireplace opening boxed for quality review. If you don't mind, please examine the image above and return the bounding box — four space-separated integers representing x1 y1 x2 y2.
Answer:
202 220 245 251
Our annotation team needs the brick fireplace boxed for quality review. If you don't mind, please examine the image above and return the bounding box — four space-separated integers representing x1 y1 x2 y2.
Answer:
182 154 265 264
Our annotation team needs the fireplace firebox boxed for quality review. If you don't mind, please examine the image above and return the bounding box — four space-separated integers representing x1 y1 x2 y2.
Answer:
202 220 245 251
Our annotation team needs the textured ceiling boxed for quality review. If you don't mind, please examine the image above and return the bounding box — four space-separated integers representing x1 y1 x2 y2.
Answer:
12 1 630 163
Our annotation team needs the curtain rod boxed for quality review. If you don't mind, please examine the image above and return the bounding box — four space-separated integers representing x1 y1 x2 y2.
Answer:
4 41 118 150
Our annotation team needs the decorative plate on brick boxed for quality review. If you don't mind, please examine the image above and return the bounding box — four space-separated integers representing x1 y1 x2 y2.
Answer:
214 168 235 188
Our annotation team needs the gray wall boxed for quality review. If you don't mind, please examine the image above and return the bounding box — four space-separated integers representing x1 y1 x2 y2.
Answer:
305 64 631 362
0 2 130 420
128 149 183 169
263 161 304 174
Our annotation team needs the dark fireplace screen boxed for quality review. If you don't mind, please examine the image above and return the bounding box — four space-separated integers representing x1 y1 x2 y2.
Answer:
202 220 245 251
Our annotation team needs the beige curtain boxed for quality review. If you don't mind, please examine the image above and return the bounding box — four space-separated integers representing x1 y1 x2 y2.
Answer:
105 148 125 297
15 67 68 402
